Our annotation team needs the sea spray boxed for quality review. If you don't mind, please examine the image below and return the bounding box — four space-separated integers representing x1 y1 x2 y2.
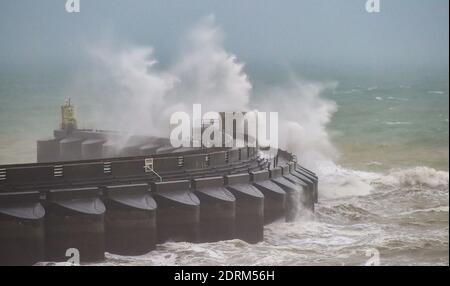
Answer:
169 15 251 113
76 15 378 212
72 15 448 209
256 80 339 170
74 16 338 162
76 15 251 150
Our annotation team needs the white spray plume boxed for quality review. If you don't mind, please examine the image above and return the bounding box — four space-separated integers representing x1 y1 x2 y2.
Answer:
257 80 339 170
83 44 176 138
74 15 338 166
169 15 252 112
78 15 251 144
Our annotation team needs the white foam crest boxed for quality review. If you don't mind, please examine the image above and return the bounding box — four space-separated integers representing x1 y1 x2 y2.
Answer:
315 160 379 199
428 90 445 95
374 166 449 189
385 121 412 125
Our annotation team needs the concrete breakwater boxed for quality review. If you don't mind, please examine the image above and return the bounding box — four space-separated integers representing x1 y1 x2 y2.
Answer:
0 144 317 265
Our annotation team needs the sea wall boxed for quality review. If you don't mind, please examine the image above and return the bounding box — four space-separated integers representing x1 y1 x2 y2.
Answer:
0 145 317 265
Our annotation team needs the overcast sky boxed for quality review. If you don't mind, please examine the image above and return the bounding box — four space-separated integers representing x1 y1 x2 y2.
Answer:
0 0 448 73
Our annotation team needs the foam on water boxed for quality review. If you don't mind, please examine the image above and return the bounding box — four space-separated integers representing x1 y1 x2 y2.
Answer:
385 121 412 125
85 163 448 266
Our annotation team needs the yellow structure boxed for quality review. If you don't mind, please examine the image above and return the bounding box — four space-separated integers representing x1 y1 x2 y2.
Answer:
61 98 77 130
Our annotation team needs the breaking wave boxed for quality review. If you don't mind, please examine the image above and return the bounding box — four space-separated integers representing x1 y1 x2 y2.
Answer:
373 166 449 189
74 15 338 166
76 15 251 141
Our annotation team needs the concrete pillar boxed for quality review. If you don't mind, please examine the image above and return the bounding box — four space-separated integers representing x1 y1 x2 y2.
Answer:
104 184 157 255
192 177 236 242
225 173 264 243
45 187 105 262
287 163 317 206
281 165 314 211
269 167 301 222
0 191 45 265
151 180 200 243
250 170 286 224
291 162 319 203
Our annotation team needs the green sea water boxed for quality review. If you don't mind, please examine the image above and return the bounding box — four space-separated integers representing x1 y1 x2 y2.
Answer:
328 73 449 172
